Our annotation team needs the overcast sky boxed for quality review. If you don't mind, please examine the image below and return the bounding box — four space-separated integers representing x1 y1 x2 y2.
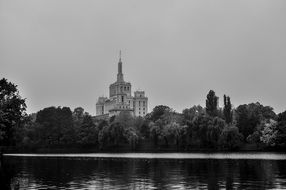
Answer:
1 0 286 114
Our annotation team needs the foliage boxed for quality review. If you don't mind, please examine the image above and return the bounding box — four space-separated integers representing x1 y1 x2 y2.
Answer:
185 114 225 149
147 105 172 122
219 125 244 150
114 111 134 128
124 127 139 150
223 95 232 124
134 117 149 138
235 102 276 141
77 114 98 146
0 78 26 146
206 90 218 117
35 106 74 146
3 78 286 152
246 131 261 146
276 111 286 147
73 107 84 123
159 122 186 147
149 122 161 146
98 121 134 150
260 119 278 147
182 105 204 124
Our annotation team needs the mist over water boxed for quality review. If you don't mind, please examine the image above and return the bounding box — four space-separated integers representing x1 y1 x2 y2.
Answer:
1 153 286 189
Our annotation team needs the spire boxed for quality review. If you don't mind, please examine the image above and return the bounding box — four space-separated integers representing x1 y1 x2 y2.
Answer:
117 50 124 82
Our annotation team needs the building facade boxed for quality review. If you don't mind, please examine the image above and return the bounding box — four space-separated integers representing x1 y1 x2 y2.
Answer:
96 54 148 118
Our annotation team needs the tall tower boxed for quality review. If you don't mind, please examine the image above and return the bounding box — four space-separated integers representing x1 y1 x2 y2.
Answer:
96 51 148 119
117 50 124 82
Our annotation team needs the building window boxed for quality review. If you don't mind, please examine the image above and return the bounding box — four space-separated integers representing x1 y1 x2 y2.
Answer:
121 96 124 103
124 86 126 91
139 112 141 114
139 101 141 106
143 112 145 114
143 108 145 110
139 108 140 110
143 101 145 106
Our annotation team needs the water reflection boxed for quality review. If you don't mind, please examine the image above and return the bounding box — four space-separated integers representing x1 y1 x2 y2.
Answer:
1 156 286 189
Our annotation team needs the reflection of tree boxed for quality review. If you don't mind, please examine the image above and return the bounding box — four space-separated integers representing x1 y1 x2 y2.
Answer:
237 160 277 189
24 157 101 188
225 160 235 190
2 157 286 189
181 160 224 189
0 157 18 190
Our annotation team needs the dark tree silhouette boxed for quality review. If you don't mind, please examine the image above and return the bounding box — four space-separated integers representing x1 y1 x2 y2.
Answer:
0 78 26 146
277 110 286 147
236 102 276 141
36 106 74 146
147 105 171 122
223 95 232 124
206 90 218 117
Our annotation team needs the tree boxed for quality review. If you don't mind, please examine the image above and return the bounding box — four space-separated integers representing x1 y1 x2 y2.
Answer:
148 105 172 122
246 131 261 147
98 125 110 149
35 106 74 146
77 114 98 146
235 102 276 141
73 107 84 122
133 117 149 139
206 90 218 117
186 114 210 148
182 105 204 124
124 127 139 150
114 111 134 128
219 125 243 150
160 122 187 149
223 95 232 124
149 122 161 146
260 119 278 147
276 111 286 147
207 117 225 148
0 78 26 146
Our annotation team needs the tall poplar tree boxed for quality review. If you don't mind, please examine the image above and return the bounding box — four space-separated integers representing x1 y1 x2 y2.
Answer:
206 90 218 117
223 95 232 124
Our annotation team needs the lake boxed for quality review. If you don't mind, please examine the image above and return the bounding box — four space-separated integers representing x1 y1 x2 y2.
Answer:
1 153 286 189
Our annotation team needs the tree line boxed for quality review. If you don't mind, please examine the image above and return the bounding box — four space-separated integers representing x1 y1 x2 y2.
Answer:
1 78 286 151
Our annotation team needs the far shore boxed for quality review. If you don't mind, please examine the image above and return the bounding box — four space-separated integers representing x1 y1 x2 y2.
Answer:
1 146 285 155
3 152 286 161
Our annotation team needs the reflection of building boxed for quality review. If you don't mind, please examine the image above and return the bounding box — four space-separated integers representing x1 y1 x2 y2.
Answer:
96 53 148 118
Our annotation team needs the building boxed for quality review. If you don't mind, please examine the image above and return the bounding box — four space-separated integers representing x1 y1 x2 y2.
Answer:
96 53 148 118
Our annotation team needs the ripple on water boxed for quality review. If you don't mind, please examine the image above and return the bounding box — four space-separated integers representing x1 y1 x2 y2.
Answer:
2 153 286 189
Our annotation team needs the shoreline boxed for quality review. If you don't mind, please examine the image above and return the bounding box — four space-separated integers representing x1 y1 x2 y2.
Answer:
2 144 285 154
4 152 286 160
2 147 285 154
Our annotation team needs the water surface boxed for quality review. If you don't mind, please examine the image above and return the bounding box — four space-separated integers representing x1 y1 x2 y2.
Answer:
1 153 286 189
